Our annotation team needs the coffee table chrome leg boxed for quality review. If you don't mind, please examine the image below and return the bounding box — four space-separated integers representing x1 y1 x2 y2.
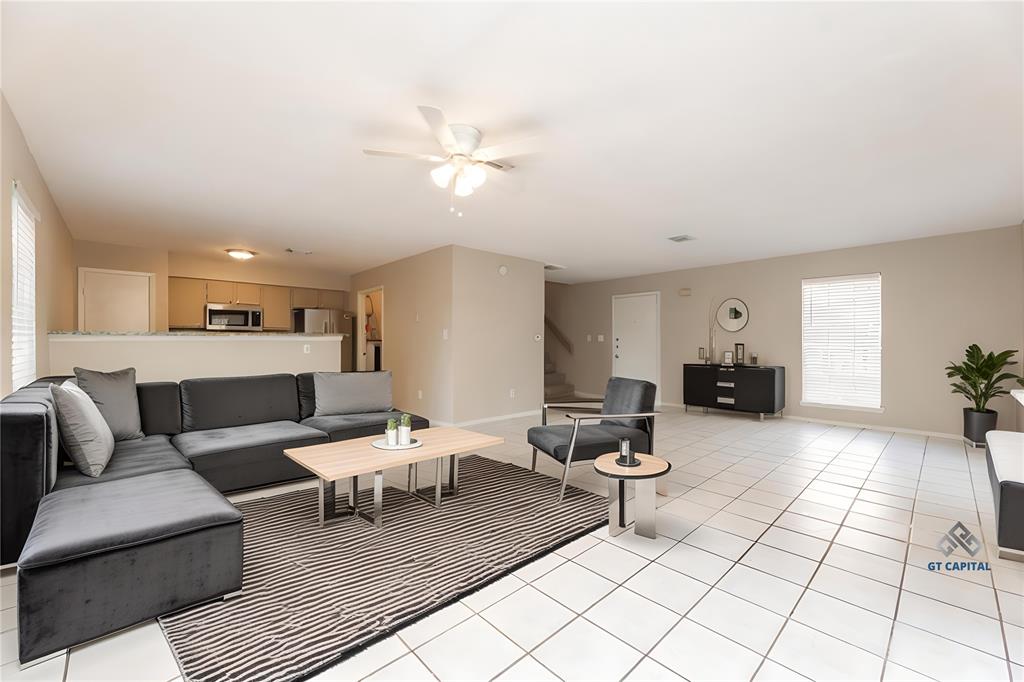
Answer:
319 478 337 528
372 470 383 528
607 478 626 536
434 458 443 507
448 454 459 494
349 475 358 508
635 479 657 539
407 463 414 492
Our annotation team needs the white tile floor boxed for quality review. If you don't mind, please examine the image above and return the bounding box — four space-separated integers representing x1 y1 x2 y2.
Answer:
3 408 1023 681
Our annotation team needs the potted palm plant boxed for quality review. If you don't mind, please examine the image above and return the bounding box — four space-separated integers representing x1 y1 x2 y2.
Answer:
945 344 1024 445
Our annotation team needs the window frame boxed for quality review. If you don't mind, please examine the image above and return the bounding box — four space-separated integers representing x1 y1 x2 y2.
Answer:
800 272 883 413
11 181 39 391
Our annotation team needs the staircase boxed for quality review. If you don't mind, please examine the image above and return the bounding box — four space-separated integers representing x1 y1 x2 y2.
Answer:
544 351 577 402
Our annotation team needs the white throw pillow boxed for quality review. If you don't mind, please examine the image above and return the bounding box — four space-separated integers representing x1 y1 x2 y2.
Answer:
50 381 115 477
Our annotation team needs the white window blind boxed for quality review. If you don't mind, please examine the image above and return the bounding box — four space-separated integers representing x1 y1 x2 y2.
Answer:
11 184 38 391
801 273 882 410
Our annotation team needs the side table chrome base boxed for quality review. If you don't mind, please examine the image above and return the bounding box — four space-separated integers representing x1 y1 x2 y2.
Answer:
319 473 384 529
607 478 658 539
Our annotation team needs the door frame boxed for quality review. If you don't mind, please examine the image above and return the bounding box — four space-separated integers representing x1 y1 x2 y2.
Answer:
611 291 661 403
77 267 157 332
356 285 383 371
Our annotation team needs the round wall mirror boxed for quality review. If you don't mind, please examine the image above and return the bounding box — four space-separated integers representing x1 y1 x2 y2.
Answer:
716 298 749 332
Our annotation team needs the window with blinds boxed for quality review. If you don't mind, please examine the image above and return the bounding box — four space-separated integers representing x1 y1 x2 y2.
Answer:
801 273 882 411
11 185 38 391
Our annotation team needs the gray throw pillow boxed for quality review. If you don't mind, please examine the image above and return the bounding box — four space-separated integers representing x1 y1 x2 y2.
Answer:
314 371 393 416
73 367 144 441
50 381 115 477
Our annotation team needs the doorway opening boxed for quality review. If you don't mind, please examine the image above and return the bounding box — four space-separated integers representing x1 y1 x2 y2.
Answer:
78 267 156 332
357 286 384 371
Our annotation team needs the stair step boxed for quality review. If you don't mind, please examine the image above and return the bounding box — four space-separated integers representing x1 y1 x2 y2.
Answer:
544 382 576 400
544 371 566 386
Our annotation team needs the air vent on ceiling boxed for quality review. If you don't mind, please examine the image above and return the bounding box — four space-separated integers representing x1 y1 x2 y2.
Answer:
668 234 696 243
544 263 567 271
285 248 314 255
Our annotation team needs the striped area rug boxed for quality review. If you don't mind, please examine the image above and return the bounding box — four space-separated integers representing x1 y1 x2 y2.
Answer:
159 455 607 682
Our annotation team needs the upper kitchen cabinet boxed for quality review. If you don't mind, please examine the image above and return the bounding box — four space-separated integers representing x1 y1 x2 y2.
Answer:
168 277 207 328
291 288 319 308
318 289 346 309
262 285 292 330
205 280 235 304
235 283 261 305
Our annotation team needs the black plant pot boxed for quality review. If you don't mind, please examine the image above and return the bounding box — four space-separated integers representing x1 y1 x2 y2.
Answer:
963 408 998 445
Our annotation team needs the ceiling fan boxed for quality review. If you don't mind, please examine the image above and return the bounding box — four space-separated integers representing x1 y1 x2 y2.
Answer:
363 105 538 200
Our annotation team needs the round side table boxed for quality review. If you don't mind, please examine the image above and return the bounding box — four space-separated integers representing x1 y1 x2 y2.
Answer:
593 452 672 539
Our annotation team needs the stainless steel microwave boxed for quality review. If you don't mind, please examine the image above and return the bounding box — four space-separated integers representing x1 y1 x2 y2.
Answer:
205 303 263 331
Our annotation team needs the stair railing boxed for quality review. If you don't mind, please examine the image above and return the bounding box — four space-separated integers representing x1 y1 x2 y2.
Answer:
544 316 573 355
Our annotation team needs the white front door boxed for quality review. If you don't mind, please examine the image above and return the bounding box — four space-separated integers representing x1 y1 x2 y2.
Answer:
612 292 660 397
79 268 154 332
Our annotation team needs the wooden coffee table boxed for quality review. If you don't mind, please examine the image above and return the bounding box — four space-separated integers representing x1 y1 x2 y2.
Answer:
594 452 672 539
284 426 504 529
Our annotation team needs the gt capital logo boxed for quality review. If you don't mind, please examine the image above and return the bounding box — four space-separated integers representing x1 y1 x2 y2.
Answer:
937 521 981 557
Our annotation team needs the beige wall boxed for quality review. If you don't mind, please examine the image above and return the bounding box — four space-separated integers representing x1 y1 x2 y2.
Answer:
73 240 170 331
547 225 1024 436
49 335 342 382
352 246 455 423
1 95 75 395
451 246 545 423
169 251 351 294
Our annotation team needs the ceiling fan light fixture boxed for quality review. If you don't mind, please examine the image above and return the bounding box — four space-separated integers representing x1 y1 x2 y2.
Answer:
463 163 487 189
430 163 456 189
453 172 475 197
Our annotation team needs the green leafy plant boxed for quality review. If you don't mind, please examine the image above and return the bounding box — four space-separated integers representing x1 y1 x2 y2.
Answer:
945 344 1024 412
386 418 397 431
400 413 412 428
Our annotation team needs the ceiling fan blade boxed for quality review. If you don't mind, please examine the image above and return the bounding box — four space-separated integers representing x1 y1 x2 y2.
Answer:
473 136 542 163
363 149 446 162
417 105 460 155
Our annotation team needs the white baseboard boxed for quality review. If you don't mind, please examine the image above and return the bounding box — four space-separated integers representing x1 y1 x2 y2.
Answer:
452 409 542 428
781 415 963 442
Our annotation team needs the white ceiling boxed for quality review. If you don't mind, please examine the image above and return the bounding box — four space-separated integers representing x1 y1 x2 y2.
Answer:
2 2 1021 283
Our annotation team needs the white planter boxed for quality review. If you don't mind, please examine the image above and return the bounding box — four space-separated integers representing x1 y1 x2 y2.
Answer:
398 425 412 446
386 429 398 446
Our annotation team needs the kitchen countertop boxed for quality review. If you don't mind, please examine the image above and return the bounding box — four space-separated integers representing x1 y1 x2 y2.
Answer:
49 331 347 340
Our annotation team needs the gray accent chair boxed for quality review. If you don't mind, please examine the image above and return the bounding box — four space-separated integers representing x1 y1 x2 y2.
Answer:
527 377 658 502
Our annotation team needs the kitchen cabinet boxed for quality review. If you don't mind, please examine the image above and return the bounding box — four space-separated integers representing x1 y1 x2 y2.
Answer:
235 283 261 305
205 280 236 304
262 285 292 330
291 288 319 308
168 277 206 328
318 289 346 309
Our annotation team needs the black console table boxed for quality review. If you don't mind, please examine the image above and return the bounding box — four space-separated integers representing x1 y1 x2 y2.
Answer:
683 364 785 420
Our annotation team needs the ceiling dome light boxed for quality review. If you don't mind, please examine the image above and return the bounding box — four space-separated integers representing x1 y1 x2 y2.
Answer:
431 163 455 189
453 172 475 197
226 249 255 260
463 163 487 189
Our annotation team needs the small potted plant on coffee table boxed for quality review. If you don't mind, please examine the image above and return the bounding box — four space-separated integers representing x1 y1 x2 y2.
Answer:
945 344 1024 446
386 418 398 446
399 413 413 446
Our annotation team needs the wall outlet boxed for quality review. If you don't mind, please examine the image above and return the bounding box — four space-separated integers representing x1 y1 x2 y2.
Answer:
302 344 311 354
442 328 449 340
597 334 605 342
509 388 516 399
417 389 423 400
587 334 593 342
415 312 420 323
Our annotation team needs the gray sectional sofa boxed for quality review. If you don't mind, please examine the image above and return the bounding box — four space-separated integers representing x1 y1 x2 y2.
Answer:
0 371 427 664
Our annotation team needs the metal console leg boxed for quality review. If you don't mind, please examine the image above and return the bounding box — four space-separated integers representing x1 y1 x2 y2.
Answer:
371 470 383 528
318 475 384 529
634 479 657 539
410 454 462 507
318 478 336 527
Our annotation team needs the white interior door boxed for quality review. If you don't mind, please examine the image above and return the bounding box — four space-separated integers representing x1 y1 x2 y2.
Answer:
79 268 154 332
612 292 660 398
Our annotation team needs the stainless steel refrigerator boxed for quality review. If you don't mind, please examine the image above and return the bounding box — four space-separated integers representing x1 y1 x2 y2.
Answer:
292 308 356 371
